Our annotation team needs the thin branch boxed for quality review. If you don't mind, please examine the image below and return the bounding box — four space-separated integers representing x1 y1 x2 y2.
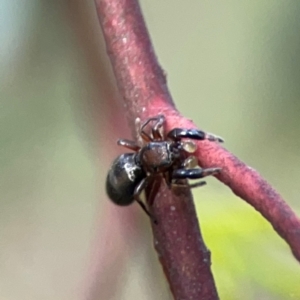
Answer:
94 0 300 298
158 112 300 263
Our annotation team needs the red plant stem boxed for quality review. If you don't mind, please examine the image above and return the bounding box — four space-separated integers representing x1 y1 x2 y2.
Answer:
94 0 219 299
158 111 300 263
94 0 300 298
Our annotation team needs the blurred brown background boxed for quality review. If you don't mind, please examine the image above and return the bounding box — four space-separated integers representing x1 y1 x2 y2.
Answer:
1 1 300 299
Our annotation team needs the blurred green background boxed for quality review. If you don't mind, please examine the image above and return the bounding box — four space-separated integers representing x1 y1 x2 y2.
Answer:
1 1 300 299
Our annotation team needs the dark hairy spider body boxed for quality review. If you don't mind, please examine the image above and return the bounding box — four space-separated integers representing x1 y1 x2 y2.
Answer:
106 153 145 206
106 115 223 220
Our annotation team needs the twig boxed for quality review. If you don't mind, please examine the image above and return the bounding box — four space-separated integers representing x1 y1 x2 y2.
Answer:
94 0 300 298
94 0 219 299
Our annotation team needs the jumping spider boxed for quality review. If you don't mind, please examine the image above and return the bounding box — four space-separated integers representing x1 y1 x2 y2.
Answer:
106 115 223 220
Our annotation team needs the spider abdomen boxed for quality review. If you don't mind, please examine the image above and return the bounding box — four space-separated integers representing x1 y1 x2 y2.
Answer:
106 153 145 206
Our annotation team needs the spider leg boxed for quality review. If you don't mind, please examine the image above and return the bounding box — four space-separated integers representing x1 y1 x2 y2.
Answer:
161 169 173 188
140 131 152 143
152 115 165 140
140 115 165 141
172 181 207 189
171 167 220 190
133 176 157 224
147 177 161 207
117 139 140 151
172 167 221 180
140 115 165 132
167 128 223 143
